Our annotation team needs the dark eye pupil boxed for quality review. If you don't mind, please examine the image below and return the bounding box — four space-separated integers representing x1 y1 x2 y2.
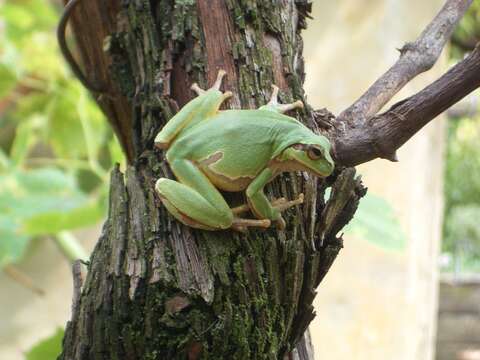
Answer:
312 148 322 156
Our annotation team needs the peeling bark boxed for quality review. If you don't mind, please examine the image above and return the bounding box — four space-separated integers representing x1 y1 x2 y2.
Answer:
59 1 365 359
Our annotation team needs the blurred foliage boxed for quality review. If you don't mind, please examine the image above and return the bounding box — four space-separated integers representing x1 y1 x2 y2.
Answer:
0 0 124 268
323 189 406 252
441 3 480 273
442 117 480 272
344 193 406 252
450 0 480 59
25 328 64 360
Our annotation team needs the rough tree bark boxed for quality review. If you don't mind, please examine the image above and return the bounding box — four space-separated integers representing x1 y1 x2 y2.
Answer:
58 0 480 359
59 1 364 359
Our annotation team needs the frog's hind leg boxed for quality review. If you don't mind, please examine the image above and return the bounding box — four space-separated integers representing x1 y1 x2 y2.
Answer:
259 85 304 114
156 159 270 231
156 178 231 230
156 178 271 231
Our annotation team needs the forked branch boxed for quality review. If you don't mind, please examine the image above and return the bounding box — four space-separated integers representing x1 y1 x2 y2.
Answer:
337 0 473 125
333 44 480 166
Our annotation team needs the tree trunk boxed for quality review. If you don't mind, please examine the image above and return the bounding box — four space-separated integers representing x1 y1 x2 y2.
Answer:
59 1 365 359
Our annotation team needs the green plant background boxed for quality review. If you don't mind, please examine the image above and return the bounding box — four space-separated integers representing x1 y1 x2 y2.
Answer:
442 4 480 273
0 0 124 270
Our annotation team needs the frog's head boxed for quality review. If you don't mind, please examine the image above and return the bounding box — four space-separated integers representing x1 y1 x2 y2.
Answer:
280 135 335 177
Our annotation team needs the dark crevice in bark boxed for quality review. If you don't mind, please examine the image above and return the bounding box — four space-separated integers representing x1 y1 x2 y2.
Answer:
59 1 365 359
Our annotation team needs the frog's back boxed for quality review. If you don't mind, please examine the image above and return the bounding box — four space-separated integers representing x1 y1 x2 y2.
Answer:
167 109 307 180
169 109 304 158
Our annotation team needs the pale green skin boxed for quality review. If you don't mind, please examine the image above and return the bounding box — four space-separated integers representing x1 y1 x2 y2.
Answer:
155 87 334 230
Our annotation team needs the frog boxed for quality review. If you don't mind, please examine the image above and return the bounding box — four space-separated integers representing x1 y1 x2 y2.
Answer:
155 70 334 232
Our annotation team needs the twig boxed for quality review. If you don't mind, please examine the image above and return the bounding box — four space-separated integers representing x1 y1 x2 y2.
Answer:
71 260 84 316
3 265 45 296
333 44 480 166
57 0 105 93
337 0 473 125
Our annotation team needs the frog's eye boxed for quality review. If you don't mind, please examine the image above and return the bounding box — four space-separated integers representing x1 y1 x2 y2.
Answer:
307 146 323 160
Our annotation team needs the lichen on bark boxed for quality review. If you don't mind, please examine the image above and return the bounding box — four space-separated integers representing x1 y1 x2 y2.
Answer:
59 1 366 359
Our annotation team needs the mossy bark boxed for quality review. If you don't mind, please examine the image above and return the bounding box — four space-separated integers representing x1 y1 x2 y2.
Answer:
59 1 365 359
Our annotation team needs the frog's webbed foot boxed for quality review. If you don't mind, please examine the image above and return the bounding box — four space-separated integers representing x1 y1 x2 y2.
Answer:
231 218 271 232
191 69 233 101
261 85 304 114
271 193 304 230
212 69 227 91
272 193 304 212
191 83 206 96
232 194 304 214
231 193 304 230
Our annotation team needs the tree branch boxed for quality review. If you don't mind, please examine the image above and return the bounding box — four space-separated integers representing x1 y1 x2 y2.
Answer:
333 44 480 166
337 0 473 125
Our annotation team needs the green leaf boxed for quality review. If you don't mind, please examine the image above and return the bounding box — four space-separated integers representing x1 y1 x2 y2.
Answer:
0 4 35 42
23 200 106 235
0 1 58 46
0 167 90 267
0 215 29 268
47 90 88 159
14 167 79 195
77 89 108 162
108 137 125 167
0 148 10 169
54 231 89 263
9 120 37 165
343 193 407 252
25 328 64 360
12 92 51 123
0 63 17 97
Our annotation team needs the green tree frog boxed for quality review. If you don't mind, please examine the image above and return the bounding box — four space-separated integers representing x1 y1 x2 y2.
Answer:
155 70 334 232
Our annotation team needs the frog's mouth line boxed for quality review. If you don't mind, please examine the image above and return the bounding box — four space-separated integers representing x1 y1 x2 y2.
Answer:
271 157 331 178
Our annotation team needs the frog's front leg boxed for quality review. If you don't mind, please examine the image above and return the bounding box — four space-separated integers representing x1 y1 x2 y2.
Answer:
156 159 270 231
190 69 232 97
245 168 304 230
155 70 232 149
259 85 304 114
232 195 304 215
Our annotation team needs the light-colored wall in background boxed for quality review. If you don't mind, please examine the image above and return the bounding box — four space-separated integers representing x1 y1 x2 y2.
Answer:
304 1 446 359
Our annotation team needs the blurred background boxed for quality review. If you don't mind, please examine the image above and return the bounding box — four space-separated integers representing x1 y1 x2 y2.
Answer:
0 0 479 359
